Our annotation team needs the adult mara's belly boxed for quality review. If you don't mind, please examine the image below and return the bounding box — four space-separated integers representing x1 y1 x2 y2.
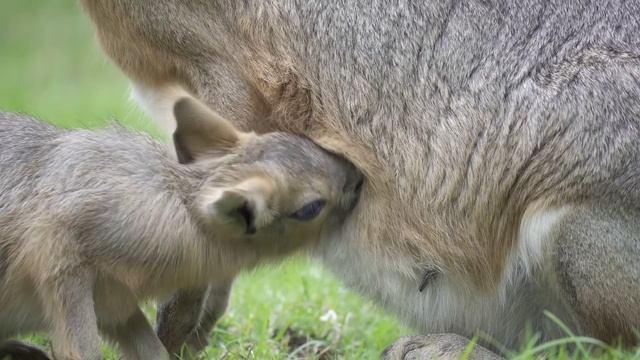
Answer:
313 201 577 348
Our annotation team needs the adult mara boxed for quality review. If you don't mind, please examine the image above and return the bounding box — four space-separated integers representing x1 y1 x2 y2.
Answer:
81 1 640 357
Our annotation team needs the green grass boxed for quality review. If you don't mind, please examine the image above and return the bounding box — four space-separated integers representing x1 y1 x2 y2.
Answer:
1 2 638 359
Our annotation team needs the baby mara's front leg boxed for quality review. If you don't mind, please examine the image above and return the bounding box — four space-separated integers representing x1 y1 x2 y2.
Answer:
94 277 170 360
102 307 169 360
156 279 233 358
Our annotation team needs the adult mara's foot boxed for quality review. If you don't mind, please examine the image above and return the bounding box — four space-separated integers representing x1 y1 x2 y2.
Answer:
381 334 502 360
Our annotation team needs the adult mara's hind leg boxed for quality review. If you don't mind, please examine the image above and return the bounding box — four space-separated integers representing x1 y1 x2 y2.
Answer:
551 202 640 344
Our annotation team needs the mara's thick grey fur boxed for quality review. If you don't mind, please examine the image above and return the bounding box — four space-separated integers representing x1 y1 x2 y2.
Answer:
79 0 640 355
0 104 362 360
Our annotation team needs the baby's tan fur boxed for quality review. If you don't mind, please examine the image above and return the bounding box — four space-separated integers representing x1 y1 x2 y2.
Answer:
0 98 362 360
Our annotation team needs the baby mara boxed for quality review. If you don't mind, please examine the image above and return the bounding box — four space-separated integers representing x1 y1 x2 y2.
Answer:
0 97 362 360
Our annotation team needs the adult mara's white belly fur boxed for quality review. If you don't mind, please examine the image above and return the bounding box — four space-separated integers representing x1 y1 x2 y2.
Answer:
313 204 578 348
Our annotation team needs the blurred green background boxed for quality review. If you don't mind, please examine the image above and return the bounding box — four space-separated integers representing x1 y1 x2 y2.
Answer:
0 2 408 359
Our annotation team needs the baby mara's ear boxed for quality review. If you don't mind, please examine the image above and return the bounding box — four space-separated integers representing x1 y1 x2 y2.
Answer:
173 97 245 164
201 177 276 235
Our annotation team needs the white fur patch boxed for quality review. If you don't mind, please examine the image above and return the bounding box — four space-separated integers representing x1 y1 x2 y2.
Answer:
130 81 190 136
502 205 570 288
314 203 573 348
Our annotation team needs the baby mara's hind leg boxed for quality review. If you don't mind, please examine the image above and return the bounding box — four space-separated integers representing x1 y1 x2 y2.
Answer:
38 270 101 360
156 279 233 358
0 340 50 360
0 296 50 360
551 203 640 344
